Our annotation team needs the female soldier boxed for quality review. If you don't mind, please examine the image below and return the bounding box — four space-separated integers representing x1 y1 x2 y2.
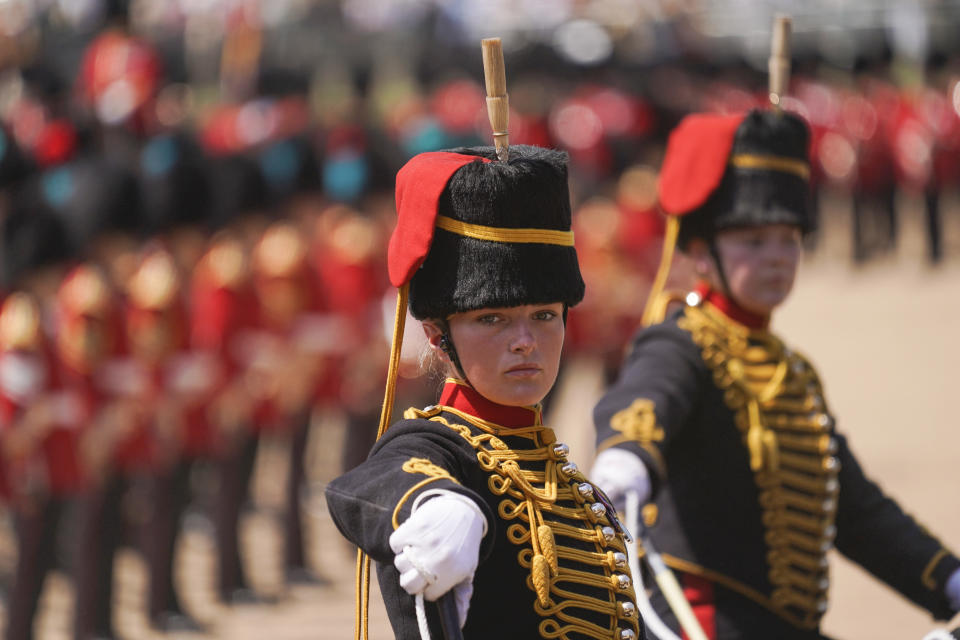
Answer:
591 109 960 639
326 145 643 640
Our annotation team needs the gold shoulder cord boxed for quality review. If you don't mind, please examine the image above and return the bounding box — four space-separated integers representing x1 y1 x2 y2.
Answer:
355 283 409 640
418 410 640 640
678 300 840 630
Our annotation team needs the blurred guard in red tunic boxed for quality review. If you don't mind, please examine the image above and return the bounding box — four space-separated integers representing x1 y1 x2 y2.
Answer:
0 200 85 640
124 243 209 632
133 131 216 628
48 159 161 640
189 151 270 603
310 203 389 474
251 134 330 585
54 262 150 640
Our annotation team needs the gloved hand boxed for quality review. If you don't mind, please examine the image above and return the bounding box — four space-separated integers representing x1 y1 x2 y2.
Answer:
389 489 488 628
589 448 652 513
945 567 960 611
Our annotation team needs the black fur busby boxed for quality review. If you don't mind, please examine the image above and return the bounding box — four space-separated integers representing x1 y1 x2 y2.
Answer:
408 145 585 320
206 153 269 231
139 132 211 234
258 135 321 202
17 157 140 254
2 198 73 288
677 109 814 248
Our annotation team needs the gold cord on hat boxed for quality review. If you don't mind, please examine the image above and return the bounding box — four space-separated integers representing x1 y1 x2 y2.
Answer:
436 215 575 246
729 153 810 180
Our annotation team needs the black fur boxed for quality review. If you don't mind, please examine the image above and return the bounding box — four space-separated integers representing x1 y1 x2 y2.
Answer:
678 110 814 248
409 145 585 320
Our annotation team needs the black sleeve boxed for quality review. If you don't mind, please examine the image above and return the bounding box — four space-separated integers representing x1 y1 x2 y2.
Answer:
593 320 707 495
324 418 497 564
833 431 960 620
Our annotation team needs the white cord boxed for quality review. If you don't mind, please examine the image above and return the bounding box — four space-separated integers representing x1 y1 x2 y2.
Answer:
416 593 431 640
626 491 682 640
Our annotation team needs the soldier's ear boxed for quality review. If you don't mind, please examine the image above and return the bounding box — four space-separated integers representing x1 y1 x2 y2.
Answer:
685 239 712 277
421 320 446 353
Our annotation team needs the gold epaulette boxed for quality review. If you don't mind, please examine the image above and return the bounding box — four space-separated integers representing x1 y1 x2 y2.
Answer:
254 222 307 278
203 233 248 289
61 265 111 318
128 249 179 310
0 292 42 351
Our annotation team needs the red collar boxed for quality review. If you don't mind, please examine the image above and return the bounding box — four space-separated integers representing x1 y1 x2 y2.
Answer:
693 282 769 330
438 380 540 428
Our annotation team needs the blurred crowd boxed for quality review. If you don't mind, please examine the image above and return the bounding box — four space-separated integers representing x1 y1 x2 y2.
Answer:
0 0 958 638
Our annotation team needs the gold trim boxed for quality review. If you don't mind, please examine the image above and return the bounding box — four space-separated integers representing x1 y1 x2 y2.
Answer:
435 215 575 247
921 548 950 590
391 476 452 530
729 153 810 180
677 301 839 629
423 407 639 639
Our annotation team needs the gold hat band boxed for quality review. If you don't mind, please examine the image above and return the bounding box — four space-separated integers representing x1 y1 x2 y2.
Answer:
730 153 810 180
435 215 575 246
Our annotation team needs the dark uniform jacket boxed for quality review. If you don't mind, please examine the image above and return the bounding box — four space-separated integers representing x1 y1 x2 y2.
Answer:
327 379 643 640
594 287 960 640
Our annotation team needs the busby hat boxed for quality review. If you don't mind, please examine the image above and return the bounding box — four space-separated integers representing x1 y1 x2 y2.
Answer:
658 108 814 248
2 200 73 288
139 132 211 234
206 153 269 231
389 145 585 320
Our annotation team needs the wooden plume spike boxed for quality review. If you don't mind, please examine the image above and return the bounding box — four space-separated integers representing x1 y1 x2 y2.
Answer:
768 15 792 109
481 37 510 162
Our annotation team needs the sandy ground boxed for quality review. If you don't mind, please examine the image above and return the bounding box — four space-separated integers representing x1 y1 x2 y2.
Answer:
3 191 960 639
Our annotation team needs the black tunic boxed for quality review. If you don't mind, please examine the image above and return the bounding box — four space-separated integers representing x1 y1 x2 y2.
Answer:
594 292 959 639
327 380 643 640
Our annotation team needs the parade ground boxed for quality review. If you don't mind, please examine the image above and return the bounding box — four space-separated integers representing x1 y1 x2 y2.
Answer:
3 194 959 639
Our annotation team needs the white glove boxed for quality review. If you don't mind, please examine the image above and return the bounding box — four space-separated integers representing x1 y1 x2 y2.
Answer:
946 567 960 612
589 448 652 513
389 489 488 628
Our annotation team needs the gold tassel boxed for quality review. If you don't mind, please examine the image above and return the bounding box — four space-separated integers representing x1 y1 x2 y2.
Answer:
531 554 551 607
537 525 559 576
746 400 765 472
641 215 680 327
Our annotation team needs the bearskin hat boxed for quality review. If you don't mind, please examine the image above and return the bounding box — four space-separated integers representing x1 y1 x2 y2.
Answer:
390 145 584 320
658 109 814 248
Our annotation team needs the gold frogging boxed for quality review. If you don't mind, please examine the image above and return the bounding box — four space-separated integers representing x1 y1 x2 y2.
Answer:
404 406 640 640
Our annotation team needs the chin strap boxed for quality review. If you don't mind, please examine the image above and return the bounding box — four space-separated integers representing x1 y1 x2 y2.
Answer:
436 319 470 384
707 238 734 303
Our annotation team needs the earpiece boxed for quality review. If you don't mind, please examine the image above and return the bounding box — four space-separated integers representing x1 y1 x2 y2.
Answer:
438 334 453 355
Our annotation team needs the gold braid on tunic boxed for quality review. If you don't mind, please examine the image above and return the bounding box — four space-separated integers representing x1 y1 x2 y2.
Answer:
404 405 641 640
675 299 840 630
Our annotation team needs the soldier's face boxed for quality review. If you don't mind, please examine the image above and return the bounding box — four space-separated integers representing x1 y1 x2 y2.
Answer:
696 224 802 315
424 303 565 407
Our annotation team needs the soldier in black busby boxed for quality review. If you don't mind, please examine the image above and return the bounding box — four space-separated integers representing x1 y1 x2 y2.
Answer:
0 193 83 640
590 106 960 639
325 139 643 640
